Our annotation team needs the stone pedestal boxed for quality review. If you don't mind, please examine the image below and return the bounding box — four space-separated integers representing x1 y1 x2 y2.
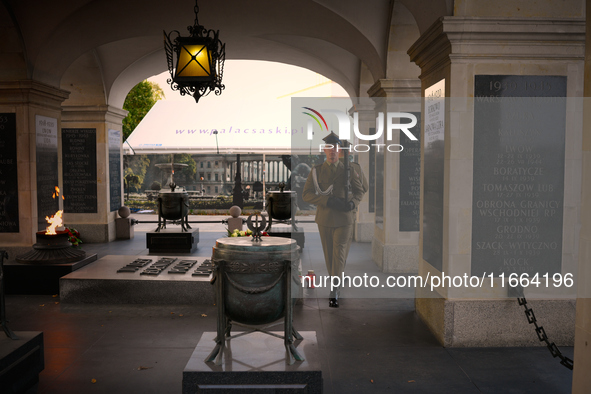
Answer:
267 227 305 249
183 331 322 394
0 332 44 394
115 217 135 239
408 17 584 346
146 228 199 253
226 217 243 232
4 254 97 294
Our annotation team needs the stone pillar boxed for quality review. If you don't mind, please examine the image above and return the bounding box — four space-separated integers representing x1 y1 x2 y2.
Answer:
348 104 375 243
572 1 591 390
60 105 126 243
408 17 584 346
368 79 421 273
0 80 69 251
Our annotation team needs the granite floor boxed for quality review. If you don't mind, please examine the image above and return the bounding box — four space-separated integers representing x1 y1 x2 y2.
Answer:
4 215 574 393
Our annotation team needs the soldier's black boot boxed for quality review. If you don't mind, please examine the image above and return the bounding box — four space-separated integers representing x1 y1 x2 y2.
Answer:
329 288 339 308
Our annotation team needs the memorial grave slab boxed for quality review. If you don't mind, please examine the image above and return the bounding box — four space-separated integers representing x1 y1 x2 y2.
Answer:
60 255 214 304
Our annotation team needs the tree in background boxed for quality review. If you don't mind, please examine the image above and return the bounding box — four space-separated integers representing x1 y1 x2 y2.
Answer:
140 153 197 190
123 80 164 141
175 153 197 184
122 80 163 196
125 155 151 192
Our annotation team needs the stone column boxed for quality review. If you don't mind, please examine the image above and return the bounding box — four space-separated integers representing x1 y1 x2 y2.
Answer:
348 103 375 243
408 17 584 346
61 105 126 243
0 80 69 251
572 1 591 390
368 79 421 273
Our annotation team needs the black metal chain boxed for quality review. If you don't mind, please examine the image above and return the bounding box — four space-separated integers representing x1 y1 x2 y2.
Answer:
193 0 200 28
517 295 574 370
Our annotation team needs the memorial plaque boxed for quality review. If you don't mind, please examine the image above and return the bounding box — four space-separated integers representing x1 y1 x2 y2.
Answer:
375 133 384 229
368 128 375 213
108 129 122 212
36 115 59 230
423 80 445 271
62 128 97 213
399 112 421 231
0 113 19 232
472 75 566 276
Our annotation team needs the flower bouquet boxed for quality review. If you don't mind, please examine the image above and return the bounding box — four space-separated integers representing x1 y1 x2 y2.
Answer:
227 228 269 237
65 227 82 247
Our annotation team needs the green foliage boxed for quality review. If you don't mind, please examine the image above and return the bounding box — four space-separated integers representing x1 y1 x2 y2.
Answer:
124 169 141 192
150 181 161 190
122 80 164 141
175 153 197 183
124 155 150 191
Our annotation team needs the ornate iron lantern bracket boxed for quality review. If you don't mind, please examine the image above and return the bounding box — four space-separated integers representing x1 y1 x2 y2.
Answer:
163 0 225 102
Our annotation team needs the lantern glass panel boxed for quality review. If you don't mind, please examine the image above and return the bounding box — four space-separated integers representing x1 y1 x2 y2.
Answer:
176 44 211 78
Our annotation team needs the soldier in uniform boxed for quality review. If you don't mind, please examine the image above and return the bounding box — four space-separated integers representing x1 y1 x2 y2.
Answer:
302 132 368 307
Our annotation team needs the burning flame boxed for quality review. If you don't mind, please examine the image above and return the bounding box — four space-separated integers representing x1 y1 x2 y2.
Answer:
45 210 63 235
45 186 65 235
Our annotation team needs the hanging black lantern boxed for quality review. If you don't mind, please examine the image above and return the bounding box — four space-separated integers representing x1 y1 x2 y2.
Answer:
163 0 225 102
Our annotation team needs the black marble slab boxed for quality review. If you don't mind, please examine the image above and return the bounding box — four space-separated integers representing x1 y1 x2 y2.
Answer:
368 127 376 213
35 115 59 231
0 113 19 233
472 75 566 276
375 133 385 229
109 129 122 212
399 112 421 232
422 81 445 271
3 254 97 295
146 228 199 253
62 128 97 213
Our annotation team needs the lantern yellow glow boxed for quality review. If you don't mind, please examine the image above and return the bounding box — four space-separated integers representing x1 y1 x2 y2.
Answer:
176 44 211 78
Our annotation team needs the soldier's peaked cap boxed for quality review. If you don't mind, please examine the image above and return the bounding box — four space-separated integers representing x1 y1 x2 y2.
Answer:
322 131 341 145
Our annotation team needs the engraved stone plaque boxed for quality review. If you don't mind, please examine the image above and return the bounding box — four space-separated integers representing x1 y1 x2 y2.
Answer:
108 129 122 212
423 80 445 271
471 75 566 276
36 115 59 230
399 112 421 232
0 113 19 232
375 132 384 229
368 127 375 213
62 128 98 213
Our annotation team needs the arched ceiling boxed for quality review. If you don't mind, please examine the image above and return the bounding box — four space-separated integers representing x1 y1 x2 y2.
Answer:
3 0 451 107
